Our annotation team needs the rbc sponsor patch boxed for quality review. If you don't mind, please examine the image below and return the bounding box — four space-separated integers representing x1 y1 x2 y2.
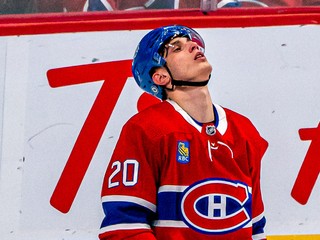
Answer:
177 141 190 164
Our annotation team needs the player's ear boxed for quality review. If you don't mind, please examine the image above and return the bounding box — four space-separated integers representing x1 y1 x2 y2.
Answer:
152 67 171 86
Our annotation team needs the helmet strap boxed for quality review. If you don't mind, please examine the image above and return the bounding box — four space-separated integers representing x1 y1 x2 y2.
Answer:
164 64 210 91
171 79 209 87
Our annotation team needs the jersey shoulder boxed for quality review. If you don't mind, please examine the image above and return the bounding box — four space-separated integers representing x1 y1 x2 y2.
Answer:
222 106 259 133
218 105 267 144
222 105 268 151
123 101 181 139
130 101 174 124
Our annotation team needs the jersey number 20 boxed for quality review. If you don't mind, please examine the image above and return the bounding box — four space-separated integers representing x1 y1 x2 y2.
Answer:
108 159 139 188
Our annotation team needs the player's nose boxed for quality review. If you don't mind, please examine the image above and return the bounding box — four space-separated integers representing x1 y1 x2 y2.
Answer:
189 41 201 53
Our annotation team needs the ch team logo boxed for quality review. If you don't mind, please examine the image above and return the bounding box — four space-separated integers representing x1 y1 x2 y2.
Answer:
181 179 251 234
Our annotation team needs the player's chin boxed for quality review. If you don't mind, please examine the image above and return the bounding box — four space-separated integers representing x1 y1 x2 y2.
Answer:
198 64 212 77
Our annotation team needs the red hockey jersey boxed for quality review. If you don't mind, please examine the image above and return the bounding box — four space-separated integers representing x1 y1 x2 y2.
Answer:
99 100 268 240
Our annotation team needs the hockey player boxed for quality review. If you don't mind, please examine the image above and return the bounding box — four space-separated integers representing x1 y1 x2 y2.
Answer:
99 25 268 240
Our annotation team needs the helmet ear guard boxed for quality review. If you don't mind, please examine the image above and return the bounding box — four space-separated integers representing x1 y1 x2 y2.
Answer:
132 25 205 100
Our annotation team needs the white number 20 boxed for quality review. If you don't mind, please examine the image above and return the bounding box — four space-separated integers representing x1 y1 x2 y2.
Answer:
108 159 139 188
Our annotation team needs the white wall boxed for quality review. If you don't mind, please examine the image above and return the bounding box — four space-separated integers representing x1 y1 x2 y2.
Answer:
0 26 319 239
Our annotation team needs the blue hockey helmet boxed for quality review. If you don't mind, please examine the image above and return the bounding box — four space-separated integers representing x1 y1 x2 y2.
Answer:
132 25 205 99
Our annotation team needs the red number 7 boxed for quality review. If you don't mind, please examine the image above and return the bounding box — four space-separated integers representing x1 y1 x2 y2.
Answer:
291 122 320 205
47 60 132 213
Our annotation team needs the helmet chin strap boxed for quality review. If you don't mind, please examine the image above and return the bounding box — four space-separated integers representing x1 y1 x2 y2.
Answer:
164 65 210 91
171 78 210 87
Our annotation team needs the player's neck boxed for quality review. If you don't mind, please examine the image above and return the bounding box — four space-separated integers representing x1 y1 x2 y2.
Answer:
168 86 214 123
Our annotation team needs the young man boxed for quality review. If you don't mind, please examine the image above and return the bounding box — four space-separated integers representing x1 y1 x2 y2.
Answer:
99 25 268 240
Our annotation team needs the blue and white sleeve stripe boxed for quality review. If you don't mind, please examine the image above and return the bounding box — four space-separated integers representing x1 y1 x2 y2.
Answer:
252 212 266 239
100 195 156 232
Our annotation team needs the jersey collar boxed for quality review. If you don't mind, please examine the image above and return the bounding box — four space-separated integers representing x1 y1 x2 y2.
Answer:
166 99 228 135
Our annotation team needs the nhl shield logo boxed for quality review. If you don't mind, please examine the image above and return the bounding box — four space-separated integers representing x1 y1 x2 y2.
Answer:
176 141 190 164
206 125 216 136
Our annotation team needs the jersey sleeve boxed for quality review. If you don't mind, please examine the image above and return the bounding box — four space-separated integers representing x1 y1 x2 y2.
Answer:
99 120 160 240
247 126 268 240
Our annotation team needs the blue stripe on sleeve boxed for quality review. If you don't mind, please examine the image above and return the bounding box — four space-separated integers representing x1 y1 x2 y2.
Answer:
252 216 266 235
101 201 156 228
